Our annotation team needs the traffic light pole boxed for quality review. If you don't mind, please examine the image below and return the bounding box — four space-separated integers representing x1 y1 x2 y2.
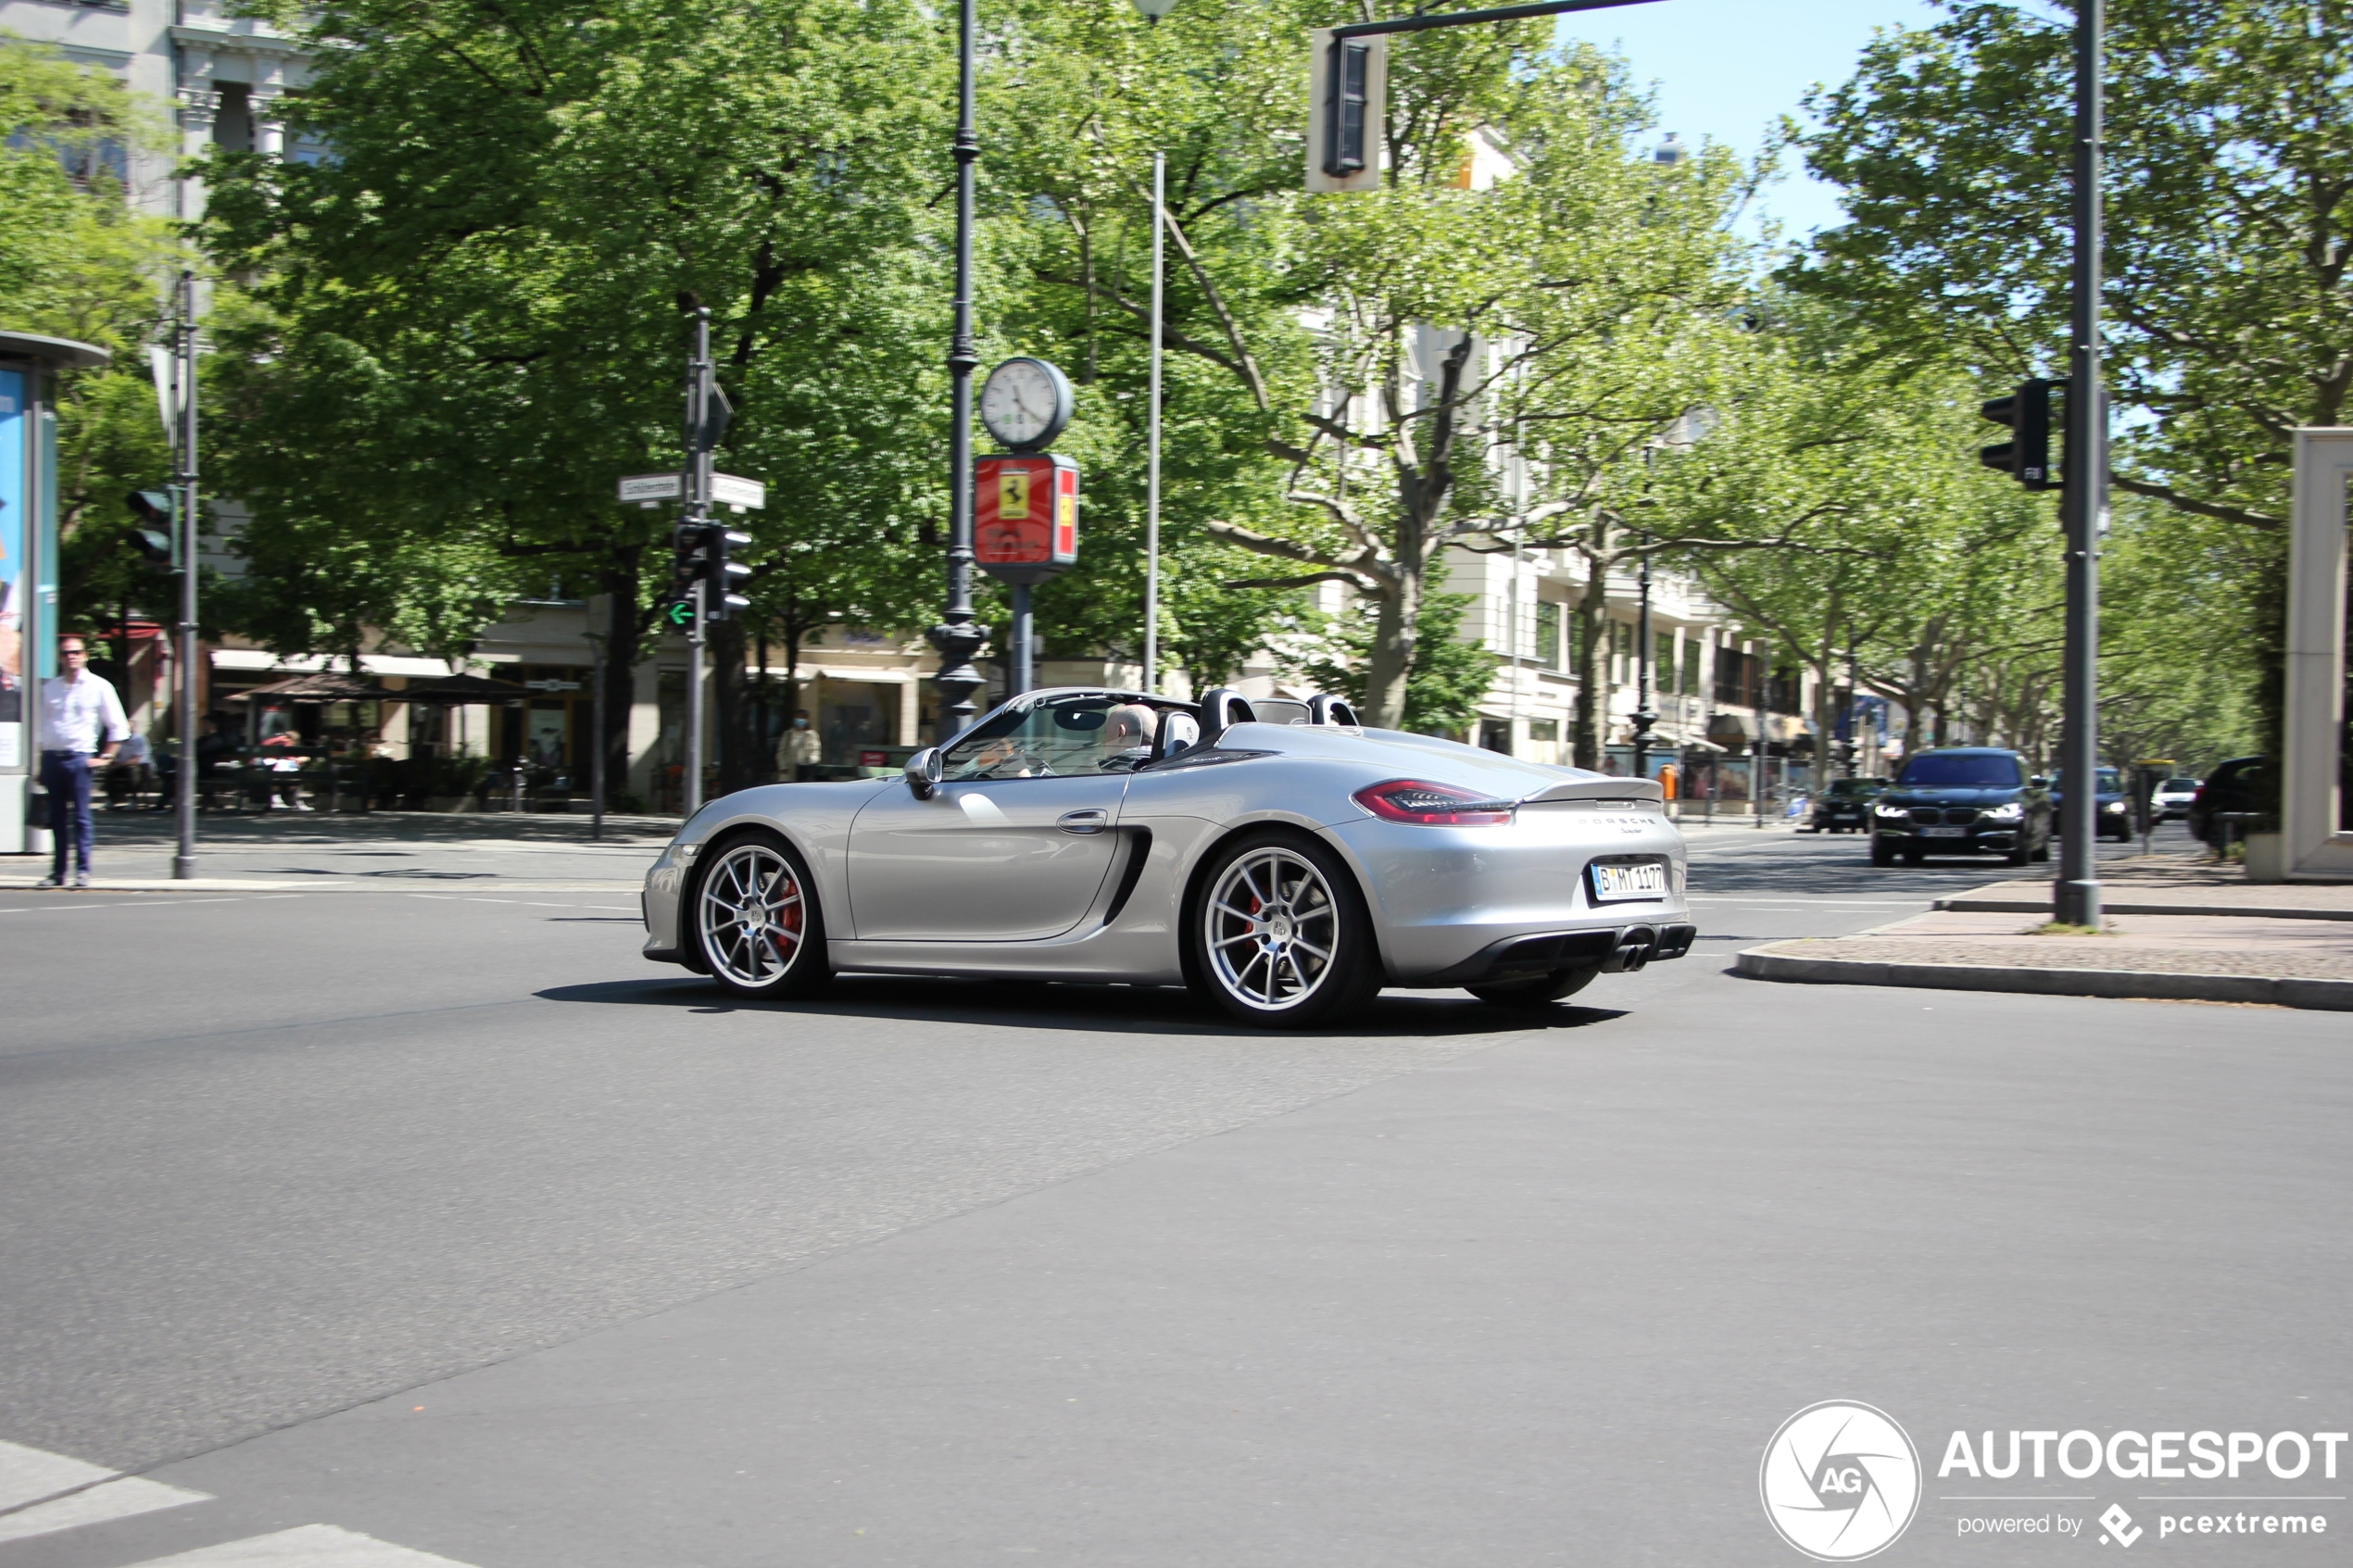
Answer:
172 270 198 881
2055 0 2105 928
683 308 713 818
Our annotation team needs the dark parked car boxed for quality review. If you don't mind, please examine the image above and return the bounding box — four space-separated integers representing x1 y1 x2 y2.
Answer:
1869 747 2052 867
2187 757 2272 847
2049 766 2134 842
1806 777 1886 834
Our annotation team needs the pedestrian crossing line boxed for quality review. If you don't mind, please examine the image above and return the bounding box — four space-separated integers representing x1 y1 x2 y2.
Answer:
0 1476 214 1546
112 1524 484 1567
0 1436 113 1509
0 1439 210 1546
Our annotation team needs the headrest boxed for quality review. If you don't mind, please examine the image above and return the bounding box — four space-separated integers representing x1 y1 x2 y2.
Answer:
1305 694 1361 728
1196 688 1256 747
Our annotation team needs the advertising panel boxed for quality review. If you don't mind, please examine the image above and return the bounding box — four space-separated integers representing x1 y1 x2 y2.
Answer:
0 366 26 769
975 453 1079 586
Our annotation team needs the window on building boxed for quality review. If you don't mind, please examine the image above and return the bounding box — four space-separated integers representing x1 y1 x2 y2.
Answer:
1528 718 1559 742
1534 600 1562 671
1681 636 1702 696
1768 665 1805 716
1714 646 1765 709
1653 632 1677 694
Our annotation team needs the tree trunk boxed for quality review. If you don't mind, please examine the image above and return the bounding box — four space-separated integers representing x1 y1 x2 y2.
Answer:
1570 564 1612 770
597 556 642 806
711 616 761 796
1361 579 1417 730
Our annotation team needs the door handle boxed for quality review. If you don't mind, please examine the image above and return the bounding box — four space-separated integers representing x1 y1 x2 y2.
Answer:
1057 809 1110 834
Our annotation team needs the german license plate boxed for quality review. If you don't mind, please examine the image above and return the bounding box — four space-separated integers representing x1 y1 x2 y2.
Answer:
1590 859 1669 902
1922 824 1968 838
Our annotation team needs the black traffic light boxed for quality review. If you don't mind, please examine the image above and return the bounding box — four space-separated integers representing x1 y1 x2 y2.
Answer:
1323 37 1373 178
672 522 753 621
1979 379 2055 491
126 489 176 565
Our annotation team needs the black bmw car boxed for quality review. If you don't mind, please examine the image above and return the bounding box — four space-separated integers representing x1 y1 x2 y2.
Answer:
1807 776 1886 834
1869 747 2053 866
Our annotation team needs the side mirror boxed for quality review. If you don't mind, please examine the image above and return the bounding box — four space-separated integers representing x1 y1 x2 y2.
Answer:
905 746 944 799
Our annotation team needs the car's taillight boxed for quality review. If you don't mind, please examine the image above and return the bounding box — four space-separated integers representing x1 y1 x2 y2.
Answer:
1353 779 1516 825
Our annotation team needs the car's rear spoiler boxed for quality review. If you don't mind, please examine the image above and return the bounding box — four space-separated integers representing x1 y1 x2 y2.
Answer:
1519 777 1667 806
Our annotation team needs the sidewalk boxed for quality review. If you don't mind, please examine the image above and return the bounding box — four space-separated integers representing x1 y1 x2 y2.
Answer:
1736 855 2353 1010
0 809 674 893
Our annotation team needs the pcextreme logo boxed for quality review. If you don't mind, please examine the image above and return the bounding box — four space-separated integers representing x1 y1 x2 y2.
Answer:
1761 1400 1924 1562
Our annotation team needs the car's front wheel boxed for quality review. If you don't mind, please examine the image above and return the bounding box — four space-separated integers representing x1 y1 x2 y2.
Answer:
1870 835 1896 867
1189 831 1381 1028
693 833 831 999
1468 964 1602 1008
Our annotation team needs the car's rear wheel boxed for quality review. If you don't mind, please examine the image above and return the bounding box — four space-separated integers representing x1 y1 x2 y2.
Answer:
1468 964 1602 1008
694 834 831 999
1189 831 1380 1028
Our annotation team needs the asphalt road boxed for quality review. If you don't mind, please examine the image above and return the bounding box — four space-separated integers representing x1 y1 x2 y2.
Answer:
1 822 2342 1567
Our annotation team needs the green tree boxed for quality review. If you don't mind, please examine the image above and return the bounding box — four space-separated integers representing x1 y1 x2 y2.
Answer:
1794 0 2353 745
204 0 950 787
0 39 182 656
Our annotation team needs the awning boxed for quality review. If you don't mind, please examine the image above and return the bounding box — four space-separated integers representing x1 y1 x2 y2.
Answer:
228 672 386 704
389 673 534 704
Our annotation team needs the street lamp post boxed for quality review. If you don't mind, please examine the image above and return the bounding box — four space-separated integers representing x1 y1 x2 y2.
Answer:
925 0 989 742
2054 0 2106 928
171 270 199 880
1629 538 1656 786
1142 147 1165 695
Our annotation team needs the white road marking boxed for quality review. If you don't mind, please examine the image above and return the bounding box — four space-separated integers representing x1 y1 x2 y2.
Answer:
117 1524 484 1567
0 1476 212 1545
0 1439 210 1545
0 1437 113 1509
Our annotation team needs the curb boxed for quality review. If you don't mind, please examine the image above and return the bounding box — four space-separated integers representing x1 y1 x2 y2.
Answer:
1934 897 2353 923
1734 946 2353 1011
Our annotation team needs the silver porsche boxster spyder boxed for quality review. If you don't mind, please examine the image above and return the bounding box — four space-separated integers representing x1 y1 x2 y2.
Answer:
639 686 1696 1026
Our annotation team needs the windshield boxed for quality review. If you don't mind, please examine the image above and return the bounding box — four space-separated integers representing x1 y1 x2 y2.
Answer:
1896 753 2022 789
940 694 1159 780
2055 768 2123 793
2162 777 2198 791
1825 779 1881 798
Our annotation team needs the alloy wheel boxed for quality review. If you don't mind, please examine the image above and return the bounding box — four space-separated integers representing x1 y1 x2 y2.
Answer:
1202 847 1340 1012
697 841 808 990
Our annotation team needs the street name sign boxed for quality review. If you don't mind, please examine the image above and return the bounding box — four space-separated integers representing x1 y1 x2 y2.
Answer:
616 472 767 511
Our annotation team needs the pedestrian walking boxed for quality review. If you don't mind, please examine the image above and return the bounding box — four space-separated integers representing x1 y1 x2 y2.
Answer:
779 709 821 782
37 634 129 889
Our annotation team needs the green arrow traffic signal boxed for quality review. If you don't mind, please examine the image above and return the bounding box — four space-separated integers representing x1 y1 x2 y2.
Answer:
662 597 695 629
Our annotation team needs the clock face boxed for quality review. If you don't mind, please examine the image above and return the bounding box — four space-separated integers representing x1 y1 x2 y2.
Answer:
981 358 1069 450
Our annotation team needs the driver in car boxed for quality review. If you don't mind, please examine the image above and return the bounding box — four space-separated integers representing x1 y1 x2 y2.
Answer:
1099 704 1155 769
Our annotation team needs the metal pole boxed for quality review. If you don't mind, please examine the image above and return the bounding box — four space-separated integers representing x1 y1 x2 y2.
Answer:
1631 542 1655 784
1013 583 1033 695
925 0 988 740
172 270 198 880
684 308 711 818
2055 0 2104 928
1143 149 1165 696
588 600 607 840
686 584 705 816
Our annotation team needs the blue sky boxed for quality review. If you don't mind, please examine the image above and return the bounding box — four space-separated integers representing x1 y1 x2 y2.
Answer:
1555 0 1946 238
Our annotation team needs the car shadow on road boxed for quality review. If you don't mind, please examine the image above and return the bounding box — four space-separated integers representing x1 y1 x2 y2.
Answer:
534 975 1629 1040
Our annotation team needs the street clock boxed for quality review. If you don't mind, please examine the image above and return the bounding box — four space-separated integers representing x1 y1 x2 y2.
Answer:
979 357 1074 451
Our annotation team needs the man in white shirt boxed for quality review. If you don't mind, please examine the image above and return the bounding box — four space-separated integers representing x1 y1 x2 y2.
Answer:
37 635 129 889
